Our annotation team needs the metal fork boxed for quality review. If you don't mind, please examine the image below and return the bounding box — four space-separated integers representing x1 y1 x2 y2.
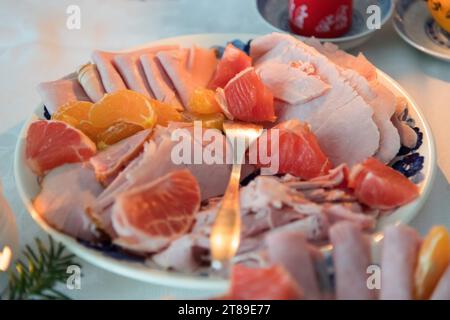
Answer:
210 121 263 273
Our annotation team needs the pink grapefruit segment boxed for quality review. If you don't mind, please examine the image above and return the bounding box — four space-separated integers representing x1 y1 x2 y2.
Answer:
25 120 97 175
116 169 201 238
208 44 252 89
226 264 303 300
221 67 275 123
349 157 419 209
254 120 332 179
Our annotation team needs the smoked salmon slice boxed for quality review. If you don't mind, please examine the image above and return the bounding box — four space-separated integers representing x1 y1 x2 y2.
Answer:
209 43 252 89
219 67 275 123
349 157 419 209
254 119 332 179
226 264 303 300
26 120 96 175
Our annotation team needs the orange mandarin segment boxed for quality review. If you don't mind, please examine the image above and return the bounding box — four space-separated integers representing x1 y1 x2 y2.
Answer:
414 226 450 300
96 121 144 149
149 99 183 126
188 88 222 114
182 111 225 131
52 101 94 127
89 90 156 129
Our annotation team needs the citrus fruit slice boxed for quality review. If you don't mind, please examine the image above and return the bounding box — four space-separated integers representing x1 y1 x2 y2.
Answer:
89 90 156 129
209 43 252 89
221 67 275 122
227 264 302 300
349 157 419 210
149 99 183 126
182 111 225 131
112 169 201 252
96 121 144 150
187 88 222 114
253 119 332 179
52 101 94 127
77 120 104 142
414 226 450 300
25 120 96 175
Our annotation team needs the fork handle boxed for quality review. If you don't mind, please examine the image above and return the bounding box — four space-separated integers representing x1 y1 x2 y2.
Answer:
210 162 242 270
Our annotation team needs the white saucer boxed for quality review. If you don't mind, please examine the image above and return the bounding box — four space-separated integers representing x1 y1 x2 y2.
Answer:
393 0 450 62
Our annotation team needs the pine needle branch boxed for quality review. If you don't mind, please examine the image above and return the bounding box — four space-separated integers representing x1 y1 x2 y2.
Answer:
5 236 79 300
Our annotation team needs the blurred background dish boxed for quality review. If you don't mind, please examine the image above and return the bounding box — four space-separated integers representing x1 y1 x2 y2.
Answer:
256 0 394 50
394 0 450 62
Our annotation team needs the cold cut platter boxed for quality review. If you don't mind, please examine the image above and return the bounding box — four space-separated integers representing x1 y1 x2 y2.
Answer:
14 33 436 291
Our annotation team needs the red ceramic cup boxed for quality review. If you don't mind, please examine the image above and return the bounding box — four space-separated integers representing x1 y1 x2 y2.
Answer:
289 0 353 38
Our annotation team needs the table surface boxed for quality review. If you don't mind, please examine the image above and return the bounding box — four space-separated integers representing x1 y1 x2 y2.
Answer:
0 0 449 299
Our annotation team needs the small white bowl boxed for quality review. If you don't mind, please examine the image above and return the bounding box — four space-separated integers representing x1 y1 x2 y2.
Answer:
256 0 394 50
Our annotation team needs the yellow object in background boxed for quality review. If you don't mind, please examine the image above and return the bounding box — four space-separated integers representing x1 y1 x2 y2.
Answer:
414 225 450 300
427 0 450 33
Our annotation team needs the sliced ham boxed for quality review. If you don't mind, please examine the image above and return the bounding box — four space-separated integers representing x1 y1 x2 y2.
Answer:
379 224 421 300
140 53 183 109
151 234 205 272
92 45 178 94
431 264 450 300
284 163 348 190
256 61 330 105
188 45 218 89
113 54 154 98
324 204 376 230
77 63 106 102
266 231 322 299
367 83 400 163
304 39 377 81
304 38 400 163
92 50 127 93
37 77 91 113
329 221 376 300
251 33 380 166
33 163 103 241
156 49 193 107
392 97 418 149
311 97 379 165
89 129 151 186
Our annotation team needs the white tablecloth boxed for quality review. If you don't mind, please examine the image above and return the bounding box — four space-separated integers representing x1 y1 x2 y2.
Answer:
0 0 449 299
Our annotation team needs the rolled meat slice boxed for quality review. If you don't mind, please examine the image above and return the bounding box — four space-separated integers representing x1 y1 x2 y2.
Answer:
37 77 91 113
140 53 183 109
266 231 322 299
156 49 193 108
329 221 376 300
379 224 421 300
431 264 450 300
113 54 154 98
93 45 179 95
92 50 127 93
77 63 106 102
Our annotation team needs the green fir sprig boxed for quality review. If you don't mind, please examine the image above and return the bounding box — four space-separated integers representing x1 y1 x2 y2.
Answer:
4 236 79 300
